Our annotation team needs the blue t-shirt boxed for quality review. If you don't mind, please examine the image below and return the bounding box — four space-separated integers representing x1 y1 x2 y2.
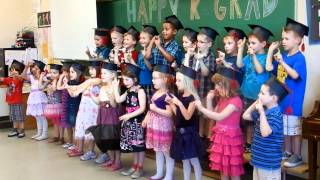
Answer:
240 54 270 100
137 51 152 85
251 106 283 170
96 46 110 60
272 51 307 116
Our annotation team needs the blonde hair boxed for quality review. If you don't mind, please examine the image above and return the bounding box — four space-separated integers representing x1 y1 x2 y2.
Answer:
177 72 199 99
211 73 239 98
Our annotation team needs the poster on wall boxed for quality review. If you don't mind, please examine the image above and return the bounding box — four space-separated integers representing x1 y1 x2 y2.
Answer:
38 11 51 28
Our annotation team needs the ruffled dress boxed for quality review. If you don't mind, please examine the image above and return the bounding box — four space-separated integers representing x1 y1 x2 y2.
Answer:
44 89 62 125
209 96 244 176
26 75 48 116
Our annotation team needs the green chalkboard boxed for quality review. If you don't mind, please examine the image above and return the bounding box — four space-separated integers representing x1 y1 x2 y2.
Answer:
97 0 295 47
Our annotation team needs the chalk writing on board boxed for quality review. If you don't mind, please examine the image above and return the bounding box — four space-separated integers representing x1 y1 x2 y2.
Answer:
126 0 278 23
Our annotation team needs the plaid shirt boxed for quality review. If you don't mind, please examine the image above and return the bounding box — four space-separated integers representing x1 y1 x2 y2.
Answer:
151 39 182 65
189 51 216 99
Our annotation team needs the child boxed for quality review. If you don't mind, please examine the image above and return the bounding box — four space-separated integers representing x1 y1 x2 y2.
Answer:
181 28 198 67
44 64 63 142
109 25 127 64
23 60 48 141
195 67 244 180
145 15 183 67
142 65 175 180
114 64 146 178
167 65 203 180
216 27 246 85
0 60 25 138
191 27 218 138
243 77 289 180
57 62 85 149
266 18 309 167
138 25 158 103
67 61 101 159
237 24 272 152
86 62 121 166
85 28 110 60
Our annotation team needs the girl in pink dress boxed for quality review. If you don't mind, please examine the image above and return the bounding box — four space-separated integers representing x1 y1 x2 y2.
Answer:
195 67 244 180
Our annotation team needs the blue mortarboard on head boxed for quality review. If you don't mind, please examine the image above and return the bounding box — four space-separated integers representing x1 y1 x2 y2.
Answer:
125 63 141 77
224 27 247 40
266 76 290 101
89 60 102 67
71 62 86 72
199 27 219 41
33 60 46 72
142 25 159 36
248 24 273 41
102 62 118 71
49 64 62 71
184 28 198 42
111 25 127 34
165 15 184 30
216 67 237 80
179 65 196 79
286 18 309 37
127 26 140 41
154 65 172 74
95 28 108 36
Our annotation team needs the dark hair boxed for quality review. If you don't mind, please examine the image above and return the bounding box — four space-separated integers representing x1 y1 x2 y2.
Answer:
89 66 101 78
122 68 138 85
10 63 24 74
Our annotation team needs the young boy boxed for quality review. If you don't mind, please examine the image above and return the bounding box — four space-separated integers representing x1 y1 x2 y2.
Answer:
85 28 110 60
266 18 309 167
0 60 25 138
243 77 289 180
145 15 183 67
192 27 218 138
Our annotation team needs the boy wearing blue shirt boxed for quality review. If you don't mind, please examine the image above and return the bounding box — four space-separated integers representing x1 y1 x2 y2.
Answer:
243 77 289 180
266 18 309 167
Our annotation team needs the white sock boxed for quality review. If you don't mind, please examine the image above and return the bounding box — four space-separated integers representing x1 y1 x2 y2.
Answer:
190 158 202 180
41 116 48 136
35 116 43 136
163 153 175 180
150 151 165 179
182 160 191 180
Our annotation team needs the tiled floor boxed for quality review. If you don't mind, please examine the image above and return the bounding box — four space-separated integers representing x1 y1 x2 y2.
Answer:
0 129 214 180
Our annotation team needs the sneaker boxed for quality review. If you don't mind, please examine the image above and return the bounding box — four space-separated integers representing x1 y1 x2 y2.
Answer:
8 130 18 137
62 143 73 148
121 167 136 176
68 149 83 157
17 132 26 138
95 153 110 164
108 163 122 171
282 151 292 160
283 154 303 167
131 168 143 179
67 144 76 150
80 151 96 161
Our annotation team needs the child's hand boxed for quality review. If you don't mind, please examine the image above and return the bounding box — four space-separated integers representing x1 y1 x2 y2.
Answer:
247 47 255 56
85 47 91 56
112 79 120 87
237 37 246 49
207 90 216 100
269 41 280 52
119 114 131 121
194 99 202 108
255 99 264 112
216 51 225 64
273 49 283 63
154 36 161 47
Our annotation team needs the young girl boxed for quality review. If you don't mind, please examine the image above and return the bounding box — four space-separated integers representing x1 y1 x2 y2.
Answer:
23 60 48 141
85 28 110 60
109 25 127 64
236 24 272 152
216 27 246 85
66 61 101 159
86 62 121 166
195 67 244 180
142 65 175 180
167 65 203 180
44 64 63 142
181 28 198 67
138 25 158 103
114 64 146 178
57 62 85 149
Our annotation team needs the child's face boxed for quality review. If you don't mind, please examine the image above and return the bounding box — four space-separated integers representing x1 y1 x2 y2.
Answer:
89 67 97 78
111 31 123 47
162 23 176 41
139 32 152 48
152 71 166 90
122 75 136 88
123 34 136 49
197 34 212 52
247 36 266 54
258 85 275 105
9 67 19 77
182 36 193 52
94 35 105 47
224 36 238 55
281 30 301 51
31 65 41 76
49 69 60 80
214 81 227 97
175 73 185 91
69 67 78 80
101 69 114 82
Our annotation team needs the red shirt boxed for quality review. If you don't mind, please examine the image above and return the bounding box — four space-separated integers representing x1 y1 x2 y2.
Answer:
2 77 24 104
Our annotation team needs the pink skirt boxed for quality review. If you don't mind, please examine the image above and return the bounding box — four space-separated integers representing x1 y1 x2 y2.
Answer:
145 111 174 152
209 125 244 176
44 103 62 125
